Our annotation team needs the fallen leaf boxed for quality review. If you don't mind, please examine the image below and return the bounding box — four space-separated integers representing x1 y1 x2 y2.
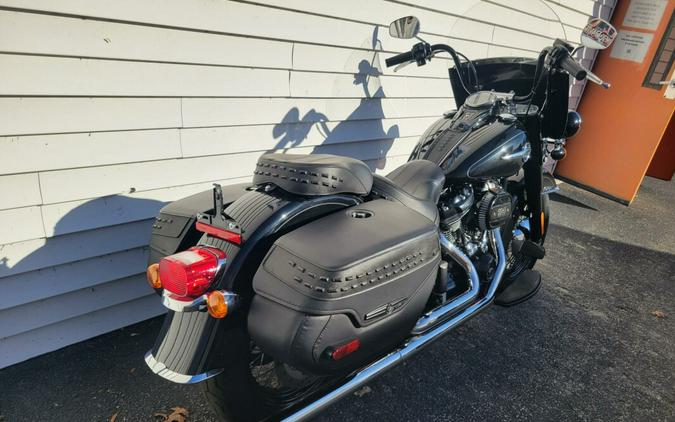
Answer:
167 407 189 422
109 412 118 422
154 407 189 422
651 310 666 318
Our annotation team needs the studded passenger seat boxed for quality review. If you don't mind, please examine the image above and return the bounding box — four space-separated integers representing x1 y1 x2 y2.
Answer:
253 153 373 196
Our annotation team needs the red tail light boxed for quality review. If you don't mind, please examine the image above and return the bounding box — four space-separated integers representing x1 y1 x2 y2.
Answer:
158 246 226 297
196 221 242 245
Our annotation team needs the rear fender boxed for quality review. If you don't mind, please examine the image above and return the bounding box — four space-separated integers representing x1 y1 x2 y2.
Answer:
146 190 360 382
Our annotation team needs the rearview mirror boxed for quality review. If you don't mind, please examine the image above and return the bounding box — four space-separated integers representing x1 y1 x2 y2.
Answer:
388 16 420 39
580 18 617 49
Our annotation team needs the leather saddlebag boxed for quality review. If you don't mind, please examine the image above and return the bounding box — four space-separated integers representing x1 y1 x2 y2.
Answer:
248 199 440 374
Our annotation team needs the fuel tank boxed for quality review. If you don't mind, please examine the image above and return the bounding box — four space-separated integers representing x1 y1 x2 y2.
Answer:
410 91 530 182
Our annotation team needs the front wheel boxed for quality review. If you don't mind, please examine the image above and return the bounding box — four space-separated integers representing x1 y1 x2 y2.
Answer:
501 194 550 285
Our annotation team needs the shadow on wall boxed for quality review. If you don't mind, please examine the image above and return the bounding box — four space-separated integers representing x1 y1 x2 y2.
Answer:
0 27 402 303
272 27 399 171
0 195 168 281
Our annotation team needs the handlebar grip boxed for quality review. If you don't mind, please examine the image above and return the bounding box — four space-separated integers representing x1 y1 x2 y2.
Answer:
385 51 414 68
559 54 587 81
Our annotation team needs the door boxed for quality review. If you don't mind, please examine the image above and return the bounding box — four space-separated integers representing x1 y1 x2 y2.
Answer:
556 0 675 204
646 111 675 180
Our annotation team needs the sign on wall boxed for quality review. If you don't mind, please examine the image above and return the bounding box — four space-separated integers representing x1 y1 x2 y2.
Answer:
623 0 668 30
610 30 654 63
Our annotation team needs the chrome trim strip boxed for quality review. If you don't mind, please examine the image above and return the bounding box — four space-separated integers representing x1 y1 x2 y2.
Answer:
281 229 507 422
160 290 238 313
144 351 223 384
501 141 532 161
542 185 560 195
162 291 207 312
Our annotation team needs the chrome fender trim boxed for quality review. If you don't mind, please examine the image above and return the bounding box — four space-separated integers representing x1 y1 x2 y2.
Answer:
160 290 238 313
144 351 223 384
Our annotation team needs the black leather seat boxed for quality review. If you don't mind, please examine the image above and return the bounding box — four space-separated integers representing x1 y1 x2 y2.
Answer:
371 160 445 223
253 154 444 223
253 153 373 196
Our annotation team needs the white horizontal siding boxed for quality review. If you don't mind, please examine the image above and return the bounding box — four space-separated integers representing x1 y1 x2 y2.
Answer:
0 248 148 311
0 129 183 174
0 98 182 137
0 173 42 209
0 295 164 369
0 0 612 368
0 219 153 278
0 10 294 69
0 206 45 244
0 55 292 96
181 97 453 127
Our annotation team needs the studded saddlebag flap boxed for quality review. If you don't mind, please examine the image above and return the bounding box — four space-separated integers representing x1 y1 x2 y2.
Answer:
248 199 440 374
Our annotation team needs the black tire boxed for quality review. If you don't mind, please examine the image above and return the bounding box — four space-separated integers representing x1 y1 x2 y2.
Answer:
501 194 550 284
200 312 335 421
201 322 263 422
192 232 338 421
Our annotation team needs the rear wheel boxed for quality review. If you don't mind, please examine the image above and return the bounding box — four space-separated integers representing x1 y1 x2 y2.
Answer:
201 323 337 421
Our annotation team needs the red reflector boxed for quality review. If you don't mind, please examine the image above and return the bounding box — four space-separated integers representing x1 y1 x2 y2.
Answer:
158 247 225 297
330 339 360 361
196 221 242 245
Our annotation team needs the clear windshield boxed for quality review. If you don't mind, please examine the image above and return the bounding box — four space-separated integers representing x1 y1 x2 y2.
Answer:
447 0 572 60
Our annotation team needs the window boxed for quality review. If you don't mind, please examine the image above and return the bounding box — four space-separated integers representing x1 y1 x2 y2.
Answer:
643 10 675 89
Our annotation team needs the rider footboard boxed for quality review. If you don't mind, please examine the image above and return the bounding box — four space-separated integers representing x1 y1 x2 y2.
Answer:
248 199 441 374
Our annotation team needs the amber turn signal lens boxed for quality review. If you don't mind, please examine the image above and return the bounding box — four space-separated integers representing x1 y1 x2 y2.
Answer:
207 291 228 318
540 211 546 236
146 263 162 289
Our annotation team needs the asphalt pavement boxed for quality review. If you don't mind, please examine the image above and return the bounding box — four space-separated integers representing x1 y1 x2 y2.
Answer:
1 177 673 422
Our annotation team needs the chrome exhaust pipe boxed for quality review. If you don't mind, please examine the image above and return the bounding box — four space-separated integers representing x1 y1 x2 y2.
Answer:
412 233 481 334
281 229 507 422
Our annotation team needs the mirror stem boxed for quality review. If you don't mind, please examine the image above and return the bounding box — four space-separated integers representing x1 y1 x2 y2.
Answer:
570 45 583 57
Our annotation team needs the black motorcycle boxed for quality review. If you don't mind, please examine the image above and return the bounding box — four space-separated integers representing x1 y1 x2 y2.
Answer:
144 15 616 422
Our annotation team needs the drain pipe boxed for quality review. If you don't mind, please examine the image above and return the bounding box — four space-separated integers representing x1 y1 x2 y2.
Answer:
281 229 507 422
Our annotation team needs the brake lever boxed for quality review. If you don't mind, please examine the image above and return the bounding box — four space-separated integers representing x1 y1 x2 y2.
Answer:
393 60 415 73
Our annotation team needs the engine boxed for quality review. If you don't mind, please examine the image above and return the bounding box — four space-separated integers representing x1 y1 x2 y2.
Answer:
438 180 512 281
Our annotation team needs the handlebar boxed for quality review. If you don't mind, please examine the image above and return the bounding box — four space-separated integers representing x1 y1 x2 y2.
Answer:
386 38 611 96
559 53 587 81
385 51 414 68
